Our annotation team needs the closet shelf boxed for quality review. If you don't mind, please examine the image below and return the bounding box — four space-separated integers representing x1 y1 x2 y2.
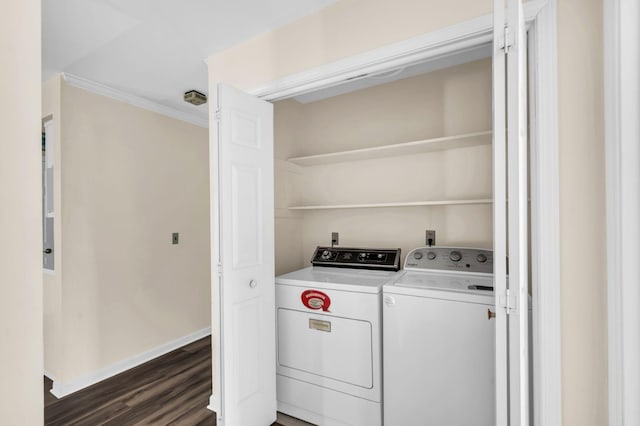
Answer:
287 130 492 166
288 199 493 211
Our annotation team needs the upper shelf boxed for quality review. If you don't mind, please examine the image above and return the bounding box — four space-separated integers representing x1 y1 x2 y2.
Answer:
288 198 493 210
287 130 492 167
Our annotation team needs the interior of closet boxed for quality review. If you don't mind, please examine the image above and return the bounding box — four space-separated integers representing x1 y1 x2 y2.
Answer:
273 54 494 276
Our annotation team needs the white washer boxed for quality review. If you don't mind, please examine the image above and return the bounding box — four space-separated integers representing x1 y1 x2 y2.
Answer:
383 247 497 426
276 247 402 426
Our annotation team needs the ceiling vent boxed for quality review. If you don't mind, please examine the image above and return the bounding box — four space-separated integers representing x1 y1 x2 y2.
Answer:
184 90 207 106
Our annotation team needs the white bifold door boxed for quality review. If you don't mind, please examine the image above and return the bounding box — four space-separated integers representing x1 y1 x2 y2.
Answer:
493 0 530 425
211 84 276 426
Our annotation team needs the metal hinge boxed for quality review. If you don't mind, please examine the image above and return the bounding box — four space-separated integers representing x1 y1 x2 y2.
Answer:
216 262 223 277
502 26 513 53
214 110 221 121
499 289 519 315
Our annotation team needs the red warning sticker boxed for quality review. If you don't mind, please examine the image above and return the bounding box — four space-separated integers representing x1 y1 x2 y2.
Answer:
301 290 331 312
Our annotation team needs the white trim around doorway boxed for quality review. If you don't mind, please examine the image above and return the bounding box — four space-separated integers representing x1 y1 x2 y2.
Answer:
249 2 547 102
246 2 560 425
527 2 562 425
605 1 640 426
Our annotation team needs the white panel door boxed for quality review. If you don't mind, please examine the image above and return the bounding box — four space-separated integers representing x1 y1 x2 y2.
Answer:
42 120 55 270
492 1 509 424
212 84 276 426
506 0 530 424
493 0 529 425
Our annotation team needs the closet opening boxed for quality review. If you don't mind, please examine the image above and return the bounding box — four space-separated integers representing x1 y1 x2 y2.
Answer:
268 35 534 426
272 44 495 274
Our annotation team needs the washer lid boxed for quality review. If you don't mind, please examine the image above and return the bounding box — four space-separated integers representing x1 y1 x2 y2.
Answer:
385 270 495 298
276 266 401 294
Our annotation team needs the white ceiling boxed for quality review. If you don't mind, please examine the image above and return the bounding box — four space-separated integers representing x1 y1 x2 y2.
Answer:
42 0 337 122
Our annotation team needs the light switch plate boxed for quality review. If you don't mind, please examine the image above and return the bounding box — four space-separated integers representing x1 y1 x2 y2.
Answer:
172 233 179 244
425 230 436 247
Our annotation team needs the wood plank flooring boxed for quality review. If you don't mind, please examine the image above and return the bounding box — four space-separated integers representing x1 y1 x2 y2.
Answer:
44 336 286 426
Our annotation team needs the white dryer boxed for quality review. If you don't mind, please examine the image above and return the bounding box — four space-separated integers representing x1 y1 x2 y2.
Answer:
383 247 497 426
276 246 402 426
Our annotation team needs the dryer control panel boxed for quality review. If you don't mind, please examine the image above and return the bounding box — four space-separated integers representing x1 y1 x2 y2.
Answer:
404 247 495 275
311 246 402 271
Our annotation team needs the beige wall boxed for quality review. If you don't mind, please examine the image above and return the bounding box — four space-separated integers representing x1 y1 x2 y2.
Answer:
208 0 608 424
44 82 211 387
274 59 493 274
274 102 307 275
558 0 607 424
0 0 43 423
208 0 492 89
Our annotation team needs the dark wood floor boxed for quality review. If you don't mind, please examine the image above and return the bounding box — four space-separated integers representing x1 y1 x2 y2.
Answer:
44 336 284 426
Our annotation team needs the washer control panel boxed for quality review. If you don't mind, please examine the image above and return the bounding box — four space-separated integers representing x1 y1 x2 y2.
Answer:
404 247 494 274
311 246 402 271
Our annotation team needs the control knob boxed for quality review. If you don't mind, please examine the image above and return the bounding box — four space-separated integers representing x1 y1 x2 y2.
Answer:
321 250 332 260
449 251 462 262
358 253 367 261
427 251 436 260
476 253 488 263
413 252 423 260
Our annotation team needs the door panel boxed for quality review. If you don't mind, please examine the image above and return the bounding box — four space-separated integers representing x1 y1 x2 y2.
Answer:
493 0 530 424
234 297 261 401
507 0 530 424
231 165 262 268
212 83 275 426
492 1 508 424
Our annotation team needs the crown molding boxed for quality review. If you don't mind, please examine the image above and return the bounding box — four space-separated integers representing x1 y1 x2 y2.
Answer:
62 73 209 128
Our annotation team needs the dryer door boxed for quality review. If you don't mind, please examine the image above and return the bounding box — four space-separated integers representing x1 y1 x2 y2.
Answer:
277 308 374 395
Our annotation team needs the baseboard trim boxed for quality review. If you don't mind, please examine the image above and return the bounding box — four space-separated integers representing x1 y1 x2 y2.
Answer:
207 394 217 413
50 326 211 398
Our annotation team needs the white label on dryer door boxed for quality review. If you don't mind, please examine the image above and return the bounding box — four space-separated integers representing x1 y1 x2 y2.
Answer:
309 318 331 332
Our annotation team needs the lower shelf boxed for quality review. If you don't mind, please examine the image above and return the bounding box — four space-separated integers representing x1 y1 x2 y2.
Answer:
287 199 493 211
